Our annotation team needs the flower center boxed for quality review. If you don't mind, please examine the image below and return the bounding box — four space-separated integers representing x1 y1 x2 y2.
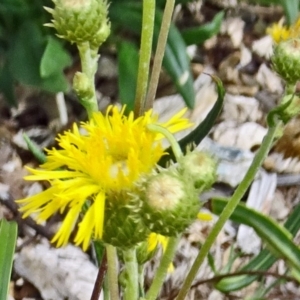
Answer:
109 160 129 179
147 175 184 210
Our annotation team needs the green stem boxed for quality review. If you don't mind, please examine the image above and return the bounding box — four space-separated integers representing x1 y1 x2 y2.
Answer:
123 247 139 300
285 83 296 95
106 244 119 300
145 236 180 300
77 42 99 118
175 122 281 300
147 124 182 160
138 265 145 298
134 0 155 117
103 275 110 300
145 0 175 111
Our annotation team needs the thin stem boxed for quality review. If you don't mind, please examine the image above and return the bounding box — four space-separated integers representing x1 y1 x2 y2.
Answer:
90 250 107 300
145 236 180 300
134 0 155 117
285 83 296 95
175 122 281 300
147 124 182 160
138 265 145 298
145 0 175 110
103 275 110 300
106 244 119 300
77 42 99 118
123 247 139 300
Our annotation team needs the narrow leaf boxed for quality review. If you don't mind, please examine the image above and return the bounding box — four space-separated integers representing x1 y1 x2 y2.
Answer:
23 133 47 164
279 0 299 25
155 11 195 108
0 219 17 300
214 201 300 292
212 198 300 291
117 41 139 114
159 76 225 166
181 11 224 46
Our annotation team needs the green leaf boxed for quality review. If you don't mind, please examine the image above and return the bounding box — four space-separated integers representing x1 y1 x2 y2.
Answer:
40 36 72 78
0 62 16 106
181 11 224 46
159 16 195 108
0 219 17 300
23 133 47 164
8 21 45 86
117 41 139 114
212 198 300 292
214 200 300 292
109 2 195 108
278 0 299 25
8 21 69 93
159 76 225 166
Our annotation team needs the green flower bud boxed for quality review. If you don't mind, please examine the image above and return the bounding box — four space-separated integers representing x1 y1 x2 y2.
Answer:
178 151 217 190
45 0 110 48
140 170 200 236
136 233 167 265
102 191 149 249
272 38 300 84
136 239 156 265
73 72 94 101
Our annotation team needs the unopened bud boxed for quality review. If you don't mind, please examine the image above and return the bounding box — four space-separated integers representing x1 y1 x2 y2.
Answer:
272 38 300 84
178 151 216 190
45 0 110 48
73 72 94 101
140 171 200 236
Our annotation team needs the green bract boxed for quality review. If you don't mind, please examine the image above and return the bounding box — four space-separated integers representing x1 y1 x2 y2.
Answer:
272 38 300 84
102 191 149 249
45 0 110 48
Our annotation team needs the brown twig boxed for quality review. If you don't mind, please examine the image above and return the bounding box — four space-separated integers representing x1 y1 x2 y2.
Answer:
0 193 53 240
168 270 297 299
90 250 108 300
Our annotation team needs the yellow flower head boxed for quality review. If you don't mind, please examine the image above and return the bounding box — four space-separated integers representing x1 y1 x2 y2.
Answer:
17 106 191 250
267 18 300 44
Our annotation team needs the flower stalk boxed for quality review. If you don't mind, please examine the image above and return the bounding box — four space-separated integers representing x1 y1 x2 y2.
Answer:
147 123 183 161
175 121 282 300
145 0 175 110
76 43 99 118
106 245 119 299
134 0 155 117
145 236 180 300
123 248 139 300
44 0 111 118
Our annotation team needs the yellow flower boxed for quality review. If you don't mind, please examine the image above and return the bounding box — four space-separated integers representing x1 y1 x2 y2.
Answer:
17 106 191 250
147 233 174 272
197 210 213 221
267 18 300 44
147 232 168 253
